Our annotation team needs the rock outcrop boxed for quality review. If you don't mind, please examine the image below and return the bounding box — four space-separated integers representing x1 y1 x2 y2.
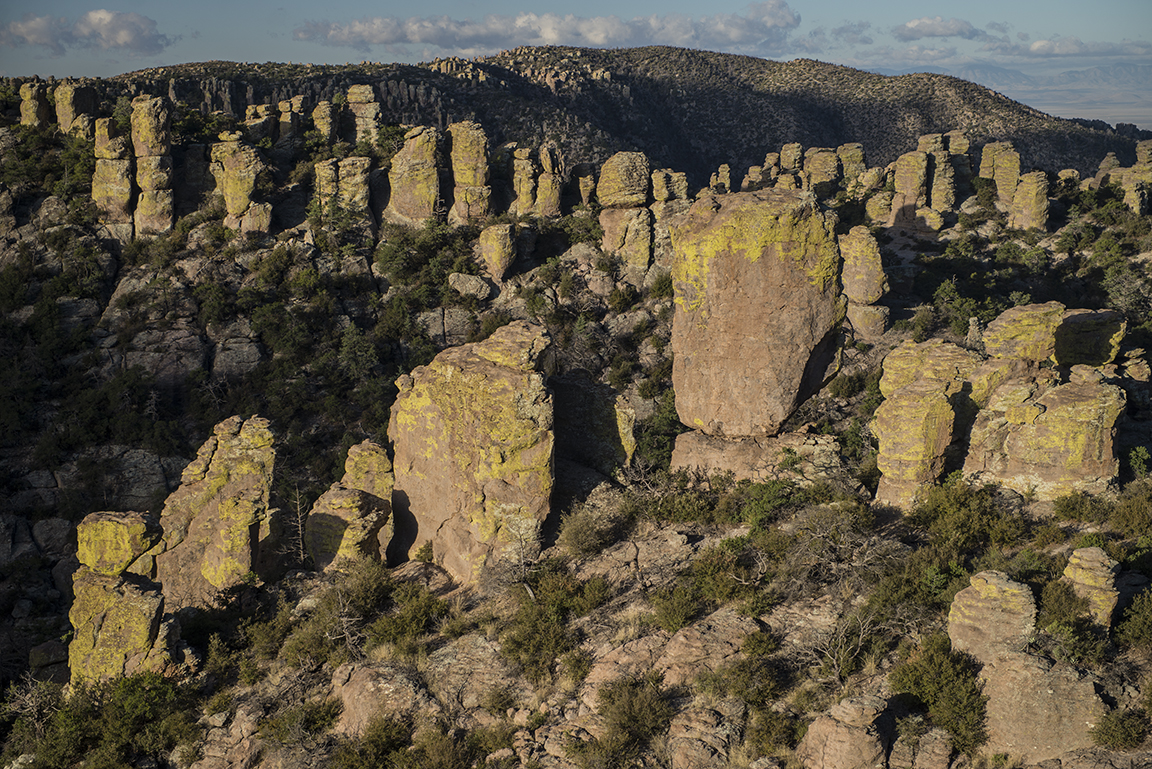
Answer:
670 189 842 437
839 226 889 340
305 440 394 571
388 321 553 583
153 416 278 612
447 121 491 223
131 96 174 234
1061 547 1122 627
1008 170 1049 230
210 134 272 232
19 82 53 128
596 151 650 208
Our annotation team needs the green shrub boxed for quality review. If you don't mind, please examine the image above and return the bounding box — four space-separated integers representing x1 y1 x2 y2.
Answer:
1090 709 1148 749
1037 580 1089 629
3 673 200 769
569 673 674 767
1112 480 1152 537
262 699 343 746
889 634 987 753
500 561 608 684
911 475 1025 555
650 582 701 632
1117 588 1152 652
1053 492 1113 523
557 505 613 556
366 581 449 656
746 709 804 752
649 271 673 299
330 716 412 769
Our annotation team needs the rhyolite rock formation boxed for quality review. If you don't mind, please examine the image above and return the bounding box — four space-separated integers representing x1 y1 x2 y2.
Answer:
795 695 890 769
670 189 843 438
388 321 553 583
152 416 278 612
596 151 650 208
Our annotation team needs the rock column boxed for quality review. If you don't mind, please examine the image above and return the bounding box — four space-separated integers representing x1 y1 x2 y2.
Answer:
131 96 174 234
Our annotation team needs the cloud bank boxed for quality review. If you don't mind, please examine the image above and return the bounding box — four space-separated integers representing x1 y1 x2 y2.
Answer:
294 2 802 56
892 17 987 42
0 9 174 56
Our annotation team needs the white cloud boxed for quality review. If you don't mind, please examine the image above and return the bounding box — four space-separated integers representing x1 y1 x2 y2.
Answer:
0 9 173 56
981 36 1152 59
892 17 987 42
294 2 803 56
832 22 873 46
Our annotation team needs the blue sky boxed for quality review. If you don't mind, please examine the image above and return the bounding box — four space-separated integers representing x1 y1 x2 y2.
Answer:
2 2 1150 121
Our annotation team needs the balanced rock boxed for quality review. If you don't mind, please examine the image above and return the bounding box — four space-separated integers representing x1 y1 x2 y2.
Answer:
948 570 1036 665
388 321 553 583
94 118 131 160
535 143 564 217
385 126 441 225
795 695 889 769
803 147 841 197
153 416 277 611
670 189 843 437
892 150 929 218
597 151 650 207
979 142 1020 207
447 121 491 222
837 143 866 182
76 511 161 577
341 440 394 501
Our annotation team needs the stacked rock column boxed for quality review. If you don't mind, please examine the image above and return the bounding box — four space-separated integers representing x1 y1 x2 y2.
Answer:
92 118 136 240
597 151 654 281
131 96 174 235
446 120 492 224
18 82 53 128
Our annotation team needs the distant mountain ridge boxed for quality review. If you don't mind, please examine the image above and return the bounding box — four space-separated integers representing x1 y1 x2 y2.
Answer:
94 46 1146 185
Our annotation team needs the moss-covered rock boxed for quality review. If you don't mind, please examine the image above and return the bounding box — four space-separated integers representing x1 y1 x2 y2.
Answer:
478 223 516 281
385 126 441 226
130 96 171 158
388 321 553 583
1062 547 1122 627
597 151 650 208
305 487 391 571
1009 170 1049 230
874 378 957 508
982 301 1066 362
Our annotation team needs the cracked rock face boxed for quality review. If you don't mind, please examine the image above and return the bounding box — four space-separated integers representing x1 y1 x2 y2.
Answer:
388 321 553 583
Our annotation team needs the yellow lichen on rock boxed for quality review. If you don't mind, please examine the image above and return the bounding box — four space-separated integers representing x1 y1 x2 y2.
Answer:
874 379 956 508
76 511 161 577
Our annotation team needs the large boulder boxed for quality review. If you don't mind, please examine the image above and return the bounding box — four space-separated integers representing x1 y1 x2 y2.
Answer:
447 121 491 222
1062 547 1122 627
948 570 1036 665
76 511 161 577
874 378 957 508
153 416 277 611
600 207 653 273
388 322 553 583
477 223 516 281
305 487 391 571
979 652 1105 763
19 82 53 127
210 137 268 222
130 96 171 158
54 82 97 132
1009 170 1049 230
839 226 887 305
670 190 843 437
